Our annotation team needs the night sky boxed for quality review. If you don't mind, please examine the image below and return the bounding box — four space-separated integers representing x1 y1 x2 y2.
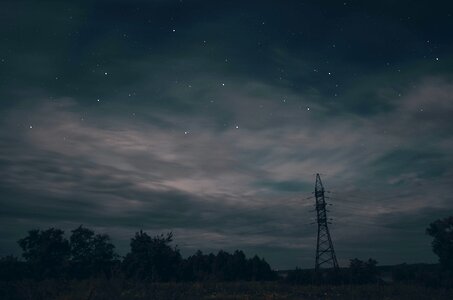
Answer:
1 0 453 269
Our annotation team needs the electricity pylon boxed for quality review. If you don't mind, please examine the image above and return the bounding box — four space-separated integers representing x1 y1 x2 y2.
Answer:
314 173 339 271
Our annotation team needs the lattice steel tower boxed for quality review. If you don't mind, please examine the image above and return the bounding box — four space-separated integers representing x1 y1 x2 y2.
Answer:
314 173 339 271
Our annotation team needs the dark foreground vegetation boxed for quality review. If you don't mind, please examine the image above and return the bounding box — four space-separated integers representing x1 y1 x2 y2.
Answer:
2 280 453 300
1 216 452 299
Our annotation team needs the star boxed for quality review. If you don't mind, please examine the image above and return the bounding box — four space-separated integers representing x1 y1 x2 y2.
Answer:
307 107 310 111
235 125 239 129
29 125 33 129
104 72 108 75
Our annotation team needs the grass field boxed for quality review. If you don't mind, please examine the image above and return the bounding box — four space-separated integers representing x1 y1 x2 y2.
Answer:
1 280 453 300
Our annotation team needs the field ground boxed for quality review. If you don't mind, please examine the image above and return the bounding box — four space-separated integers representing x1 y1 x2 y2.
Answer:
1 281 453 300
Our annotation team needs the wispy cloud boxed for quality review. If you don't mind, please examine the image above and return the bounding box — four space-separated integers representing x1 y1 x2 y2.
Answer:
1 73 452 267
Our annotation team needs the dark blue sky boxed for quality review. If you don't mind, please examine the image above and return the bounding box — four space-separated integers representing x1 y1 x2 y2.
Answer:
1 0 453 269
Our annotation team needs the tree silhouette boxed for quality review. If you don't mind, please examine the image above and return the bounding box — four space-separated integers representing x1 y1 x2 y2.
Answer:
348 258 379 284
212 250 230 280
17 228 70 278
231 250 247 280
183 250 214 281
69 225 118 278
248 254 276 281
122 231 182 281
13 228 277 282
427 216 453 271
183 249 276 281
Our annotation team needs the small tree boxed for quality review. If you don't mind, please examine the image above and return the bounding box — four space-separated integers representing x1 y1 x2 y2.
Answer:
247 255 276 281
348 258 379 284
18 228 70 278
427 216 453 271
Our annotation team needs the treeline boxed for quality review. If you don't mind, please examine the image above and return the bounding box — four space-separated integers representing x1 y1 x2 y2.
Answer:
286 258 380 285
286 215 453 287
0 226 276 282
1 215 453 285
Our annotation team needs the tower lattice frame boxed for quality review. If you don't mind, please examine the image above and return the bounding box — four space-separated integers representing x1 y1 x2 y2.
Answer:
314 173 339 271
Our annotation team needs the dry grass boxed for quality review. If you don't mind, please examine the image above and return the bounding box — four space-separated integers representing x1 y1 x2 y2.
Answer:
1 280 452 300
